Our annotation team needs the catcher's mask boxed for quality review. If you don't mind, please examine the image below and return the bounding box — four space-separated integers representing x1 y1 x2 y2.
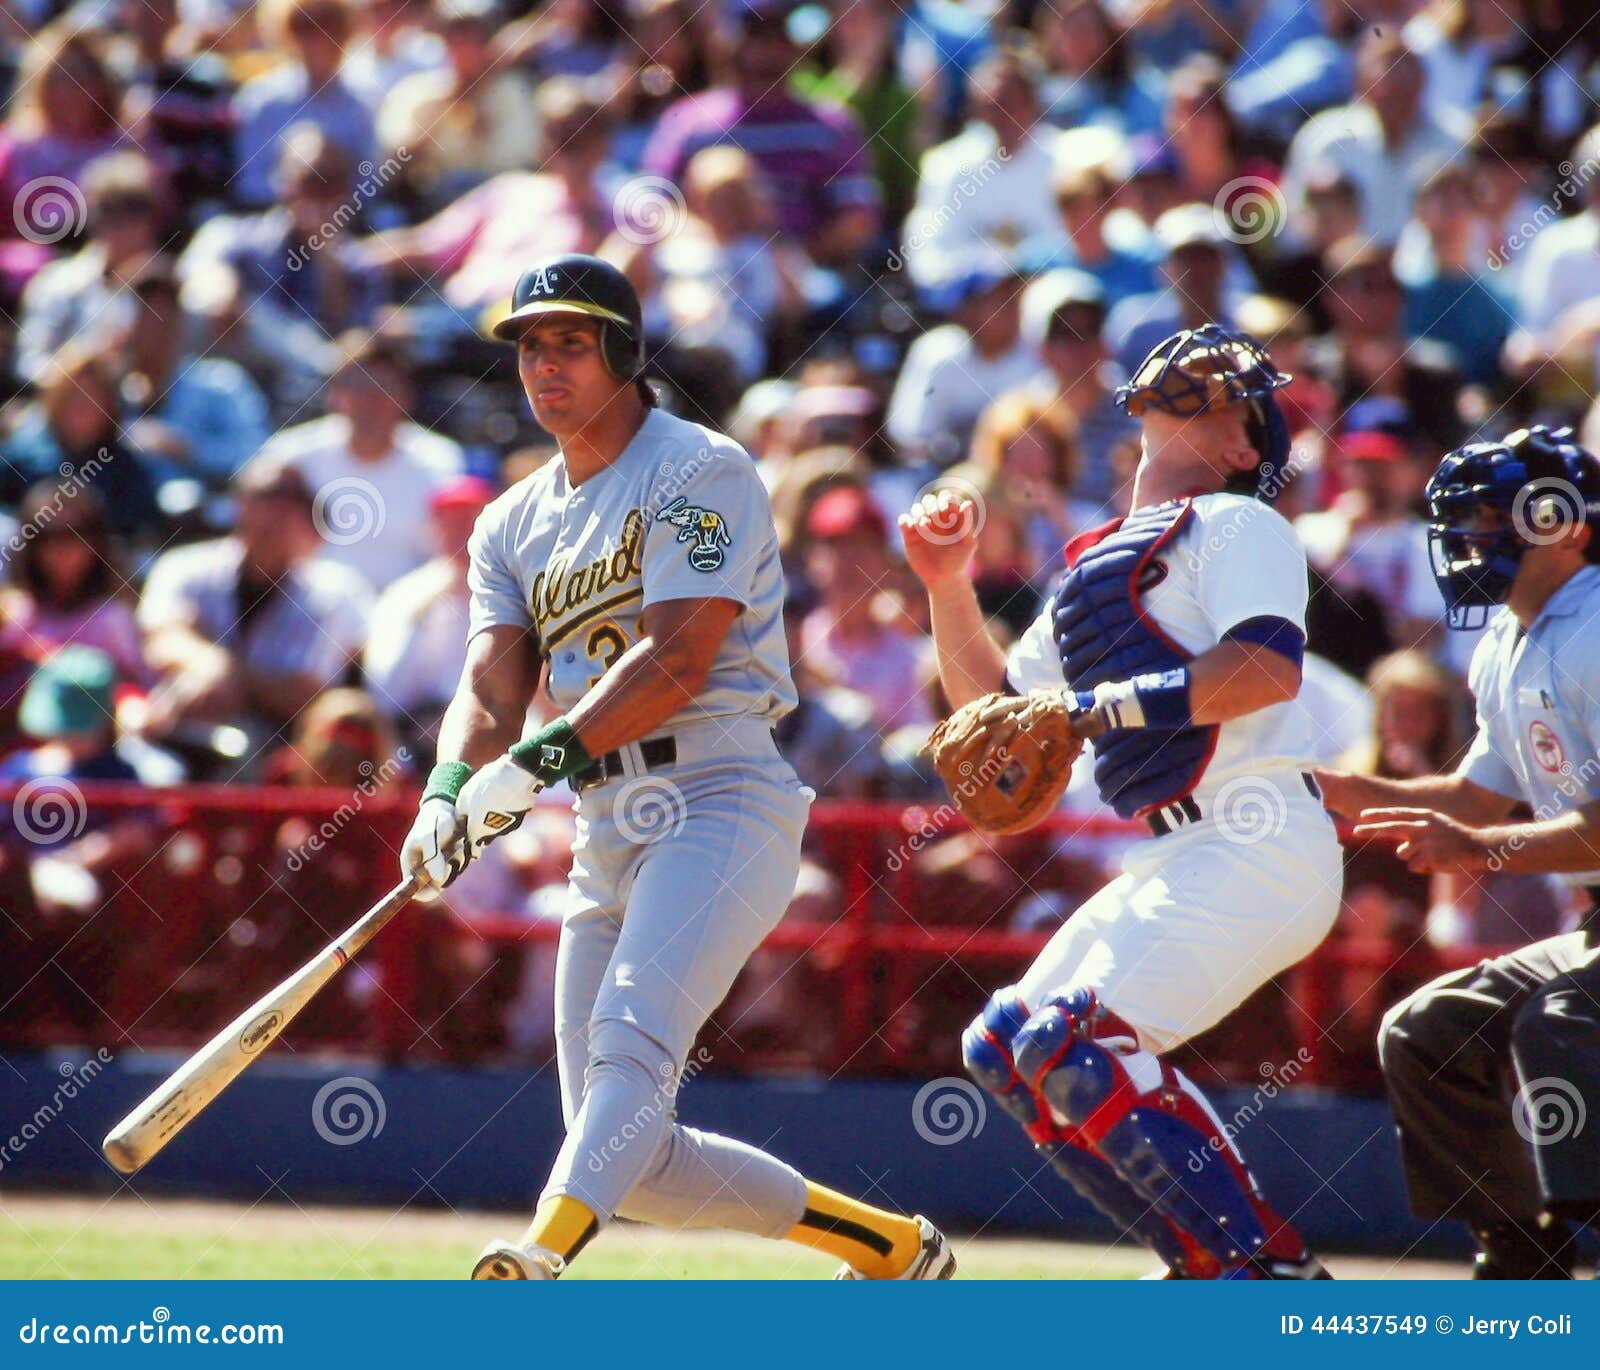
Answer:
1426 424 1600 630
493 253 654 404
1115 323 1293 502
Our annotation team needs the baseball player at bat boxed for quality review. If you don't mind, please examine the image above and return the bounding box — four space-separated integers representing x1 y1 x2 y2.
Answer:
1320 426 1600 1278
903 325 1340 1278
400 253 954 1280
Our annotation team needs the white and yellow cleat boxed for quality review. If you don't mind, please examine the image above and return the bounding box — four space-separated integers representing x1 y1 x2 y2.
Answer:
471 1238 565 1280
833 1216 956 1280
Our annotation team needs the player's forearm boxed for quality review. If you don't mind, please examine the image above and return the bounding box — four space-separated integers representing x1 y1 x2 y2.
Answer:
437 627 538 769
1186 640 1298 726
926 579 1006 708
564 635 703 756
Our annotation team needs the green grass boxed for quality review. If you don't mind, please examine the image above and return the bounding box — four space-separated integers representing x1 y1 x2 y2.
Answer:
0 1200 1151 1280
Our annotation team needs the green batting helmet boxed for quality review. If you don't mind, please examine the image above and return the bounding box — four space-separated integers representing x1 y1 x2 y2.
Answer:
492 253 646 383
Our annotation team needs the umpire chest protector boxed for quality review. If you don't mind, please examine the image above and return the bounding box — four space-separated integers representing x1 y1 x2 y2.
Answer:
1052 499 1217 819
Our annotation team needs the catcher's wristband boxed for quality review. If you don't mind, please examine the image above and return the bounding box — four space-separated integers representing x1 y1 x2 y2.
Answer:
508 717 594 786
1081 668 1193 732
423 760 473 804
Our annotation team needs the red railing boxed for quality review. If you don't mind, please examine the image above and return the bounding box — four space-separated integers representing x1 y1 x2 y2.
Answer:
0 784 1502 1087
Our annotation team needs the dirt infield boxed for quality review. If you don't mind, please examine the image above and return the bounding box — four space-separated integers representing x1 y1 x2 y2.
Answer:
0 1193 1465 1280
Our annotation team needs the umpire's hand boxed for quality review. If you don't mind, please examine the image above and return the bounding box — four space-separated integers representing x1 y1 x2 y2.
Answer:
400 796 470 901
1352 807 1490 874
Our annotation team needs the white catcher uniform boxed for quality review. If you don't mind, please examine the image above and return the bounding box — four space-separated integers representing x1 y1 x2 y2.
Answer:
1002 492 1343 1052
467 407 814 1231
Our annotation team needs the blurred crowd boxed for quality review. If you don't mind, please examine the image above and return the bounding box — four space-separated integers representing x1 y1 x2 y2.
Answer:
1 0 1598 1076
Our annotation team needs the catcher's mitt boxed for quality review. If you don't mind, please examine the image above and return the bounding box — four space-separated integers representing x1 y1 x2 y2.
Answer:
926 690 1082 835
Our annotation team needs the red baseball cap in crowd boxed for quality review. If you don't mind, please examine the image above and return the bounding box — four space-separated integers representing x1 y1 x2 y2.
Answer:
429 475 498 513
1341 431 1408 464
806 485 888 542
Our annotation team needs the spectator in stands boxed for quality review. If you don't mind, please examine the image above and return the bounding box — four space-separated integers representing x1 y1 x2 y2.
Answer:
1308 237 1462 451
2 484 145 684
136 459 371 756
642 0 879 269
903 47 1060 286
179 127 386 414
1396 161 1513 386
355 78 615 339
492 0 619 79
232 0 376 209
1471 113 1549 298
1403 0 1536 130
1164 55 1266 210
1281 28 1464 248
887 267 1042 469
610 145 798 397
795 0 921 233
774 583 885 799
1020 268 1138 513
376 0 538 213
798 484 933 735
605 0 714 171
341 0 446 114
1017 159 1159 307
112 258 272 490
257 329 463 589
1035 0 1162 137
0 345 162 546
267 685 398 787
0 27 129 269
363 473 494 767
1504 123 1600 394
970 388 1077 589
1227 0 1360 145
1105 202 1247 373
0 646 138 786
1251 162 1362 333
15 151 168 384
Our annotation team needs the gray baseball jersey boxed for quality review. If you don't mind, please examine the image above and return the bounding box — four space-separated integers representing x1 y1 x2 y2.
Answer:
467 407 795 726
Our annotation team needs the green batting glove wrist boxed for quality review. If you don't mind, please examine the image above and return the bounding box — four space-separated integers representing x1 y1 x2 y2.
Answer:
509 718 594 786
423 760 473 804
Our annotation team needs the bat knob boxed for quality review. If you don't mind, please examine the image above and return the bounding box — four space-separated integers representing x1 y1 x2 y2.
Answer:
102 1133 142 1175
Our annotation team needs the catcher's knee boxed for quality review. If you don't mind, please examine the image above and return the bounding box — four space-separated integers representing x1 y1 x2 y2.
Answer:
1013 988 1118 1128
961 986 1040 1128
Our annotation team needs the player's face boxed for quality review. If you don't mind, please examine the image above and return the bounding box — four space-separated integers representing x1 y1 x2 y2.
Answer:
1139 403 1256 492
515 316 621 431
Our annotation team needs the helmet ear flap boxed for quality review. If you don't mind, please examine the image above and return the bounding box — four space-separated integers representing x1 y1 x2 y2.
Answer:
599 320 644 383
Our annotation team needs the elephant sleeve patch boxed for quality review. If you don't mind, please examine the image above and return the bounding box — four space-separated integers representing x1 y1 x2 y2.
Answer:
655 497 733 572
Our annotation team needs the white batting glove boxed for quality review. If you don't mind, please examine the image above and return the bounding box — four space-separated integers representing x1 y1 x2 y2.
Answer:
400 796 469 901
457 754 544 855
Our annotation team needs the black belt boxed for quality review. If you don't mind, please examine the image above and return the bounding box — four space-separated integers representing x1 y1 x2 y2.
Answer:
572 736 677 792
1145 771 1321 837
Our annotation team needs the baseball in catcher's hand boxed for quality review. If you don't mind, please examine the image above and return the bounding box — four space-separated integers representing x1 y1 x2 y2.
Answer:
925 690 1083 835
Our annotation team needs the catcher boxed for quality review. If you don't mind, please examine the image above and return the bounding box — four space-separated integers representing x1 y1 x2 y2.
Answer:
907 324 1342 1278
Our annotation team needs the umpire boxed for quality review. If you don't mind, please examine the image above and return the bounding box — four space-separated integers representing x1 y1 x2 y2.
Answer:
1318 426 1600 1278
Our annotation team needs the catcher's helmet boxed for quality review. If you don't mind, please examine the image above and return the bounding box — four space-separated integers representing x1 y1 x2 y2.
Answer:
492 253 646 383
1425 425 1600 629
1115 324 1293 502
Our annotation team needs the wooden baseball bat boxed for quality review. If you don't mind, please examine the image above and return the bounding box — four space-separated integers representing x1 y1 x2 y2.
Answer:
102 875 422 1174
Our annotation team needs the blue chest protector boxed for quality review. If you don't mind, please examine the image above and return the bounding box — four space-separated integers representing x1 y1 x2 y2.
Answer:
1051 500 1217 819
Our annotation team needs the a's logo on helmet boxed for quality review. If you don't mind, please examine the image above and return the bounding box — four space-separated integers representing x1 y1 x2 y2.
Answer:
531 266 558 296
